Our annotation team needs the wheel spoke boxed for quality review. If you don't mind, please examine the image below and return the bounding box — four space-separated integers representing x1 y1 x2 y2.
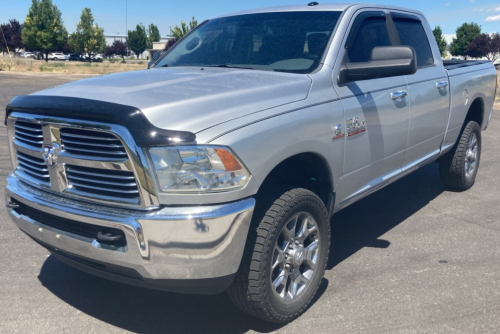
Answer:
272 271 289 299
288 272 310 299
273 273 286 289
296 216 318 243
304 240 319 269
272 245 284 269
469 135 477 149
282 215 298 241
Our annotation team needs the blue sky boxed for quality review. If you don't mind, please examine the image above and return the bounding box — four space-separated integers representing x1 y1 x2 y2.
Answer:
1 0 499 38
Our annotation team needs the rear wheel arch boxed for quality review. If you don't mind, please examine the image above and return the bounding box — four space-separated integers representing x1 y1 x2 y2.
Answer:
465 97 485 129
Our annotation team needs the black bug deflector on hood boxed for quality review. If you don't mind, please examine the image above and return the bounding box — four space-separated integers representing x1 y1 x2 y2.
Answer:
5 95 196 146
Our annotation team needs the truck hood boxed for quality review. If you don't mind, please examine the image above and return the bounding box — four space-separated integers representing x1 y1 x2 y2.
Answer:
32 67 312 133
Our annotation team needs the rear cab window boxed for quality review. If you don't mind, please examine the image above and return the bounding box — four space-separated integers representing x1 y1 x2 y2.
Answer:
391 13 434 68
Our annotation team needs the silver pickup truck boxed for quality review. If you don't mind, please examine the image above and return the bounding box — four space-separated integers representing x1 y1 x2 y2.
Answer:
5 3 497 323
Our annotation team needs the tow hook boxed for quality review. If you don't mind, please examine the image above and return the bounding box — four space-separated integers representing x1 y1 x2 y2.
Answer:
97 231 123 242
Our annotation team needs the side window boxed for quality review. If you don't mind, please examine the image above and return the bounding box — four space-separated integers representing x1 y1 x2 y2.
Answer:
345 12 391 63
392 16 434 68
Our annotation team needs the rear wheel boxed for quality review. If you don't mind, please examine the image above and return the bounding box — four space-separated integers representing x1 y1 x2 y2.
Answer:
439 120 481 191
227 188 330 323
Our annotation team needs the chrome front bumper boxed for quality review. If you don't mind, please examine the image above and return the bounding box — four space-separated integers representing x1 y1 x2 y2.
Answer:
5 174 255 292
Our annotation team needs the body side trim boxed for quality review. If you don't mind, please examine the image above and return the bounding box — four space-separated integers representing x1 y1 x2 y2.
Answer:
206 98 341 143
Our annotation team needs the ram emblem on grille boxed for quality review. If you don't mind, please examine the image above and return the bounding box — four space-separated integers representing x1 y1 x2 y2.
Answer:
42 144 59 168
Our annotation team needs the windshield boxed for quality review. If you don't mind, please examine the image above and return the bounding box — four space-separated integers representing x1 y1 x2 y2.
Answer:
155 11 342 73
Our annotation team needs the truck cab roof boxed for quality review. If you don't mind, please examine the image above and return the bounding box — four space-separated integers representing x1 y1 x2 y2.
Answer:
214 3 424 19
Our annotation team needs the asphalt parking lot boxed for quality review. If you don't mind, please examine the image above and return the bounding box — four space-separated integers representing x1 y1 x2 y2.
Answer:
0 71 499 334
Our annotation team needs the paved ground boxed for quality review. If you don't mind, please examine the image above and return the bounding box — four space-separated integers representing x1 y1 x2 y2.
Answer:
0 71 499 334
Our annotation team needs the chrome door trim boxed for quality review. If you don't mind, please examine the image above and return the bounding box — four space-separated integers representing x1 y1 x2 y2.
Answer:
436 81 449 89
391 90 408 100
336 150 438 211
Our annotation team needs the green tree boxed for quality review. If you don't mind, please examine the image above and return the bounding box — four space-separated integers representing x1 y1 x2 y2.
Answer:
450 22 481 59
147 24 161 49
127 24 147 59
433 26 447 58
68 8 105 60
171 17 198 39
21 0 68 62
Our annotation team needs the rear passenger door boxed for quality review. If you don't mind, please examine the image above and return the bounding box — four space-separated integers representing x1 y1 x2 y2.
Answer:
333 10 410 203
391 12 450 167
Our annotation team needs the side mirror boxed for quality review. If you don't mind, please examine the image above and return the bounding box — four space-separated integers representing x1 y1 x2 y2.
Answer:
148 51 166 69
338 46 417 84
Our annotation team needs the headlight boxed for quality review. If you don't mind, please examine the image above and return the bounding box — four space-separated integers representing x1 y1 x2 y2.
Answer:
148 146 251 193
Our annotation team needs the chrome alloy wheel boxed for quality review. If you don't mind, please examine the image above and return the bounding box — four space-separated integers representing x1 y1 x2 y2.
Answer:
270 212 320 301
465 132 478 178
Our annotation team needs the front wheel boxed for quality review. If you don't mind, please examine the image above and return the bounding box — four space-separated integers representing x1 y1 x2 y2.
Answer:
439 120 482 191
227 188 330 323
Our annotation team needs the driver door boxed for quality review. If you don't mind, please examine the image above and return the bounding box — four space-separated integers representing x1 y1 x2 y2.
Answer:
333 10 410 204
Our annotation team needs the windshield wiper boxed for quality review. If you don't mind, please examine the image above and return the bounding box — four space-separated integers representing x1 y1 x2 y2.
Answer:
203 64 274 71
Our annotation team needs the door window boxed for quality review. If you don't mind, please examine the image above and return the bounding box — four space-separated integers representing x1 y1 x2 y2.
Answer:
345 12 391 63
392 15 434 68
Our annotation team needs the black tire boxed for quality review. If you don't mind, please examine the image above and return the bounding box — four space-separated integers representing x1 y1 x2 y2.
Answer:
439 120 481 191
227 188 330 323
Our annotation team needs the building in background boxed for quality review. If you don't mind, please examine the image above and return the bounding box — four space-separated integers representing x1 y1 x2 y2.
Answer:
105 34 171 59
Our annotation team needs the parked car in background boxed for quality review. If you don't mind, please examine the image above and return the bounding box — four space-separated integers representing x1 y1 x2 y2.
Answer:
67 53 85 62
82 53 103 62
48 52 67 61
21 52 36 59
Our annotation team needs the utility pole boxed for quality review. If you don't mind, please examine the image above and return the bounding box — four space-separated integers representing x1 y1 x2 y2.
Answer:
126 0 128 56
0 25 13 66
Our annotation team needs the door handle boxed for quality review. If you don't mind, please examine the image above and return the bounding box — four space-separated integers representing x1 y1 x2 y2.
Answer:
391 90 408 100
436 81 449 89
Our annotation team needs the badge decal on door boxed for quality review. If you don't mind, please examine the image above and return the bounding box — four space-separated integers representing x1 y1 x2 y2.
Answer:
332 124 344 140
347 117 366 137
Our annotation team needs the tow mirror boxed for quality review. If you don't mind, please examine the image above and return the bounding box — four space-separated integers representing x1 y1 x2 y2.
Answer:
338 46 417 84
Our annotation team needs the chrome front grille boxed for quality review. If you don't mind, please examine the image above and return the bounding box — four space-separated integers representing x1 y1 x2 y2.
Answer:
15 152 50 184
66 165 140 200
7 112 157 209
14 121 43 148
60 128 128 159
